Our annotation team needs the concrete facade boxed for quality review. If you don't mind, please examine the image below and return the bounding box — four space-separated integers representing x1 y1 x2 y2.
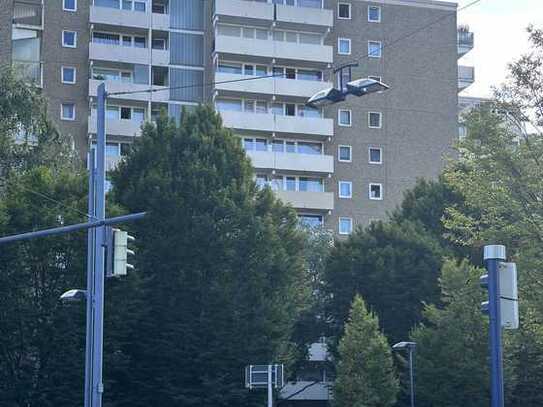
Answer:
2 0 473 236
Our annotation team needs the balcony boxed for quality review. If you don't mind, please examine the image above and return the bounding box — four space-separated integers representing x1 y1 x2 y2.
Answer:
457 26 474 57
13 1 43 28
214 72 333 100
90 6 169 30
280 381 332 401
458 65 475 91
246 150 333 174
13 60 42 87
89 113 142 138
89 42 169 66
214 35 333 66
276 190 334 211
275 4 333 32
214 0 273 25
89 79 168 103
219 111 334 138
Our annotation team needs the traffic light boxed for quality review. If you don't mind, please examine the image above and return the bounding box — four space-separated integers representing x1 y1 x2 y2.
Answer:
106 227 135 278
480 262 519 329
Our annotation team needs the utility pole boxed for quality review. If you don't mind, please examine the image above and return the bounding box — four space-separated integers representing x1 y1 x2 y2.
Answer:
408 346 415 407
90 82 107 407
267 364 273 407
484 245 506 407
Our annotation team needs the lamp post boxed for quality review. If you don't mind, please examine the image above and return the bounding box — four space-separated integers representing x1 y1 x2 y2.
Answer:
393 341 416 407
306 64 389 108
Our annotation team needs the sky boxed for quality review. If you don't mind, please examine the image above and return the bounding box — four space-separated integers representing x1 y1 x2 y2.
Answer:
456 0 543 98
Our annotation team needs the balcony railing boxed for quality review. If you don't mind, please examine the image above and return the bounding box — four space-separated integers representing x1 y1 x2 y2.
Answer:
458 30 474 47
13 60 42 87
13 1 43 27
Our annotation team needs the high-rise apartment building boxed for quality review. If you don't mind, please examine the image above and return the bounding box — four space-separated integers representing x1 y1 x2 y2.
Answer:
2 0 474 235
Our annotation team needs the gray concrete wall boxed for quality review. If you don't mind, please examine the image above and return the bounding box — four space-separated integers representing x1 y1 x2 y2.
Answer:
42 0 90 156
324 0 458 233
0 0 14 68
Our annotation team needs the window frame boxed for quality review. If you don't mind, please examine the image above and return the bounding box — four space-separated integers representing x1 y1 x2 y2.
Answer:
63 0 77 12
338 109 352 127
368 5 382 23
337 2 351 19
338 37 351 55
61 66 77 84
338 217 353 235
368 147 382 164
60 103 76 121
369 183 383 200
338 181 353 199
338 145 352 162
368 111 382 129
62 30 77 48
368 40 382 58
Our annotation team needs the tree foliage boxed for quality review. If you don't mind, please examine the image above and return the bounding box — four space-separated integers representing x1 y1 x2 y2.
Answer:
333 295 398 407
110 106 310 406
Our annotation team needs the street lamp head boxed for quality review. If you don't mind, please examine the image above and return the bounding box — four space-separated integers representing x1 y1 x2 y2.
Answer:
392 341 417 351
346 77 390 97
306 87 346 108
60 289 87 303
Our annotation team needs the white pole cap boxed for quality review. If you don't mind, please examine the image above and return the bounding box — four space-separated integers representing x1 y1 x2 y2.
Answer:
483 245 506 260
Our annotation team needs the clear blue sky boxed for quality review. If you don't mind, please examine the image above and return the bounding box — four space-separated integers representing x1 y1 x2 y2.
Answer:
456 0 543 97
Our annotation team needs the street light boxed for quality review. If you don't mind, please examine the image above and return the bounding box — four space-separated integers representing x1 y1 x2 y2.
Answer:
60 289 87 303
306 74 389 108
392 341 416 407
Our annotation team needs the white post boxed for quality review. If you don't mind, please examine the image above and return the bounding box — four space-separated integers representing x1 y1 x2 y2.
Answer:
268 365 273 407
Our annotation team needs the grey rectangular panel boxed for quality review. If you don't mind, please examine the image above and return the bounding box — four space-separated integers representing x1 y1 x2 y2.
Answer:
170 32 204 66
170 68 203 102
170 0 204 30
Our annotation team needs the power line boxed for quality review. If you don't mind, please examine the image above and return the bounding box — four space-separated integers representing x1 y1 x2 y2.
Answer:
106 0 482 98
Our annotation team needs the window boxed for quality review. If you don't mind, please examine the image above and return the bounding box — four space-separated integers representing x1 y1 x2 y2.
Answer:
285 104 296 116
61 66 76 84
134 0 146 11
298 214 323 228
216 99 242 112
243 138 268 151
152 38 166 50
297 69 322 81
297 141 322 155
218 62 242 75
338 145 352 162
61 103 75 120
62 30 77 48
299 177 323 192
368 5 381 22
338 3 351 19
63 0 77 11
339 217 353 235
338 109 351 126
256 174 268 189
338 38 351 55
286 177 296 191
120 107 131 120
368 41 382 58
134 36 146 48
369 147 382 164
368 112 382 128
93 32 120 45
369 183 383 200
339 181 352 198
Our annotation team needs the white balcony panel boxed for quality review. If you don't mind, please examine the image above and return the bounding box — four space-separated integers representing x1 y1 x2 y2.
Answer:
458 65 475 91
219 111 334 137
215 72 332 99
105 155 123 171
89 43 169 66
276 190 334 211
214 0 273 24
152 13 170 30
275 4 333 31
89 79 168 103
89 114 142 138
90 6 148 29
214 35 333 65
247 151 333 174
280 381 332 401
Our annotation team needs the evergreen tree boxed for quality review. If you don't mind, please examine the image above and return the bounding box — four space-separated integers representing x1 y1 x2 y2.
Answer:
324 220 444 344
410 259 489 407
0 68 88 406
110 106 310 407
333 295 398 407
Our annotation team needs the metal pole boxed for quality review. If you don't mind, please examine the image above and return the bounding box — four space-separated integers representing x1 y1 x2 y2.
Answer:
91 82 107 407
484 245 506 407
84 151 96 407
268 365 273 407
409 348 415 407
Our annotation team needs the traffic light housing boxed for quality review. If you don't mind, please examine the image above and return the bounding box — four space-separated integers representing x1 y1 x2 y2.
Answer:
106 227 135 278
480 262 519 329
